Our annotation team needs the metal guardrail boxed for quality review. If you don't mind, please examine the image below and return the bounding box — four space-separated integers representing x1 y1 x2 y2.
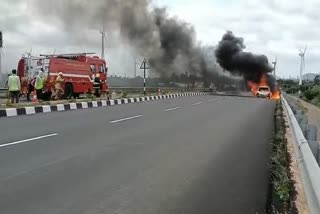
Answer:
282 95 320 214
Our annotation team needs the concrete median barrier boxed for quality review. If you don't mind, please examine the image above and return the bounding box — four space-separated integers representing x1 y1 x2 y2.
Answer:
0 92 207 118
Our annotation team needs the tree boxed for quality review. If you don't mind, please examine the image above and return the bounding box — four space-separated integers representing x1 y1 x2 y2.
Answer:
314 75 320 84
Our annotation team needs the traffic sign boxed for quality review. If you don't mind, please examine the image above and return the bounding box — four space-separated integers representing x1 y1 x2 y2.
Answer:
140 58 149 96
140 58 149 70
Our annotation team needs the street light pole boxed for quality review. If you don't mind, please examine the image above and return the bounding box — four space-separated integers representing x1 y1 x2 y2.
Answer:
134 58 137 78
0 48 2 76
0 31 3 76
100 30 106 59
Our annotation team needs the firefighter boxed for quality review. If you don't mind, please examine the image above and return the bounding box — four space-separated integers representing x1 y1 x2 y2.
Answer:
7 69 21 104
93 73 101 97
35 71 44 100
20 75 29 97
27 76 36 101
209 82 214 92
53 72 64 100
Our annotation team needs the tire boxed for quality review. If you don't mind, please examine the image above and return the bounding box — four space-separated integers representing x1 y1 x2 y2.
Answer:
73 93 80 99
65 83 74 99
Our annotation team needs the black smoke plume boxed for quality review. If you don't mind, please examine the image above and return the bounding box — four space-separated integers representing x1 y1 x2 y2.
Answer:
30 0 238 87
215 31 275 91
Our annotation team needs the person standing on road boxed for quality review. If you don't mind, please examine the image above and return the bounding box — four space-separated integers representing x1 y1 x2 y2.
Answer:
8 69 21 104
20 75 29 97
27 76 36 101
93 73 101 97
209 82 214 92
53 72 64 100
35 71 44 100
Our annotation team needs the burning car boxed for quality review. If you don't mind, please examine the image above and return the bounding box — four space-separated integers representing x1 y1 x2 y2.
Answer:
256 86 271 98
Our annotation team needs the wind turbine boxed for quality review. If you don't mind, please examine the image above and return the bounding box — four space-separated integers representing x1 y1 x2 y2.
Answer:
130 54 139 78
272 56 277 79
299 44 307 89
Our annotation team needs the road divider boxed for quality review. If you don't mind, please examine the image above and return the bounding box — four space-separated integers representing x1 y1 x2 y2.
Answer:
0 92 207 118
0 133 58 149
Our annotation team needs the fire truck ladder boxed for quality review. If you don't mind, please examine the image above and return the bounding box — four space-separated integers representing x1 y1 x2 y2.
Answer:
40 53 96 58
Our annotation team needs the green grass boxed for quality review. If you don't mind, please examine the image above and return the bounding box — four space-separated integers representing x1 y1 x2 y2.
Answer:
269 102 297 213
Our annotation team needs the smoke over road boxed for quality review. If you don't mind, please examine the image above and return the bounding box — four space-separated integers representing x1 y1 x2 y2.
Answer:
215 31 275 91
30 0 227 86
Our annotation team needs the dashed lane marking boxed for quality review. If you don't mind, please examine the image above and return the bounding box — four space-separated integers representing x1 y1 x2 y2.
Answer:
163 107 181 112
109 115 144 124
192 102 203 106
0 133 58 149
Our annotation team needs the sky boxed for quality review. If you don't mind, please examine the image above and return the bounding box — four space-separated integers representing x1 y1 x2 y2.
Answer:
0 0 319 79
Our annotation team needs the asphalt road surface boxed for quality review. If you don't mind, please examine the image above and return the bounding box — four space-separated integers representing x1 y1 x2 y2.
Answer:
0 95 276 214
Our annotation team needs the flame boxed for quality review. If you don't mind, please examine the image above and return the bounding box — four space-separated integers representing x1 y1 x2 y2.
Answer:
271 90 281 100
248 81 259 96
248 74 280 100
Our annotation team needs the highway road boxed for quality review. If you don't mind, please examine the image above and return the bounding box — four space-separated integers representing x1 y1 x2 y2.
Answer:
0 95 276 214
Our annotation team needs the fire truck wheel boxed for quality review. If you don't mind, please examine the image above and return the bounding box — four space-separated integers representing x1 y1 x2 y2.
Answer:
73 93 80 99
65 83 74 99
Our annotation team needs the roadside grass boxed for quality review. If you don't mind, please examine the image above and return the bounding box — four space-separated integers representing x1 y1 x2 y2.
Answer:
296 99 308 113
268 101 297 214
289 95 308 113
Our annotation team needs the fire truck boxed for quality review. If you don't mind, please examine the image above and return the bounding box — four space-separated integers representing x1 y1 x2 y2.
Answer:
17 53 108 98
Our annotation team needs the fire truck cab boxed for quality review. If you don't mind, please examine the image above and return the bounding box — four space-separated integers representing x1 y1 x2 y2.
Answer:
17 53 108 99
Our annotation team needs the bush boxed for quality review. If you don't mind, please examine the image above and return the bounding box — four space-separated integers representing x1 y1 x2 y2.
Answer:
122 91 128 98
311 95 320 107
286 87 298 94
311 85 320 96
304 90 317 101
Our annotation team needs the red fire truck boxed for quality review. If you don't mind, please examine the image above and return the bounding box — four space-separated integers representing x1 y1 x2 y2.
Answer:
17 53 108 98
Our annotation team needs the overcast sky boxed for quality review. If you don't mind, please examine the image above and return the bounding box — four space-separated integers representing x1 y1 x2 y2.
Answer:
0 0 319 78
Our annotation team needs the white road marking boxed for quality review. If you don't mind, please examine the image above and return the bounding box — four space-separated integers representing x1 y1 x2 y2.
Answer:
208 98 226 102
163 107 181 112
192 102 203 106
208 99 218 102
0 133 58 149
109 115 144 124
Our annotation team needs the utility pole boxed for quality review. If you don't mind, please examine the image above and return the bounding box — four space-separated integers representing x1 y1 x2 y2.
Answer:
130 54 138 78
0 47 2 78
0 31 3 76
133 57 138 78
100 30 106 59
298 45 307 94
140 58 149 96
